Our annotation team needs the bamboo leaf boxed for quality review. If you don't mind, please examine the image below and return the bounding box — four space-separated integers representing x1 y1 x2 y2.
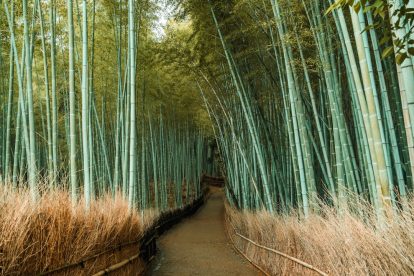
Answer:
382 46 394 58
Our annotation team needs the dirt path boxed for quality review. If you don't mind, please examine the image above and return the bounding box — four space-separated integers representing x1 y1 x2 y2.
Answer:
150 187 258 276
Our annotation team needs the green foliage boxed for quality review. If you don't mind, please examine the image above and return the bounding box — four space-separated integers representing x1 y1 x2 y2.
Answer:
328 0 414 64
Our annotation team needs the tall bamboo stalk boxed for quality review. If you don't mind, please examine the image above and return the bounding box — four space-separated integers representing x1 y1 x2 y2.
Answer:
67 0 78 202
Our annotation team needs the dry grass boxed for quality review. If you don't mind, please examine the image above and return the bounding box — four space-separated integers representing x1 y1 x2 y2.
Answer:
0 185 158 275
226 198 414 275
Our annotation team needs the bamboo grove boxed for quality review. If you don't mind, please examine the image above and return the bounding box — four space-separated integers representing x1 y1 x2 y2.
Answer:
0 0 211 211
167 0 414 222
1 0 414 224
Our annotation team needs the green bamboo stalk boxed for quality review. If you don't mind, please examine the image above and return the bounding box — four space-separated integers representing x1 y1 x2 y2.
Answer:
50 0 58 184
23 0 37 200
128 0 137 210
3 0 14 183
81 0 91 210
37 1 54 185
67 0 78 203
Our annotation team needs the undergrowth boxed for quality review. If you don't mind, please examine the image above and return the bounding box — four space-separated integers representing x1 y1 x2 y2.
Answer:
226 198 414 275
0 185 157 275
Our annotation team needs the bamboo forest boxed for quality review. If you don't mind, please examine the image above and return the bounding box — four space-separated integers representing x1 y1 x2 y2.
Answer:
0 0 414 275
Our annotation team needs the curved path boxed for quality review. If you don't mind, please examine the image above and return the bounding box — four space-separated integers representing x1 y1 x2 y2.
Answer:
150 187 258 276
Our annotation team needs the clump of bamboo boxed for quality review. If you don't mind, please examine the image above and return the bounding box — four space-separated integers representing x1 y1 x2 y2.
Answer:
194 0 414 223
0 0 210 214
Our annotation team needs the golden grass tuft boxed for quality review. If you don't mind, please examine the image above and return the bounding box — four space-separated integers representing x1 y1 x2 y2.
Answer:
0 185 158 275
226 198 414 275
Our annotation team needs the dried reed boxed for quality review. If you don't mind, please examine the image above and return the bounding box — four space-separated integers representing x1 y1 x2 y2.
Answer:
226 198 414 275
0 185 157 275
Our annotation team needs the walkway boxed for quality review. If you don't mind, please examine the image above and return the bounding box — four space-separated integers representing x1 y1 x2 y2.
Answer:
150 187 258 276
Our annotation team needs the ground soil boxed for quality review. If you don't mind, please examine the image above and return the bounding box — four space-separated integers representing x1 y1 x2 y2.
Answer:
149 187 259 276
